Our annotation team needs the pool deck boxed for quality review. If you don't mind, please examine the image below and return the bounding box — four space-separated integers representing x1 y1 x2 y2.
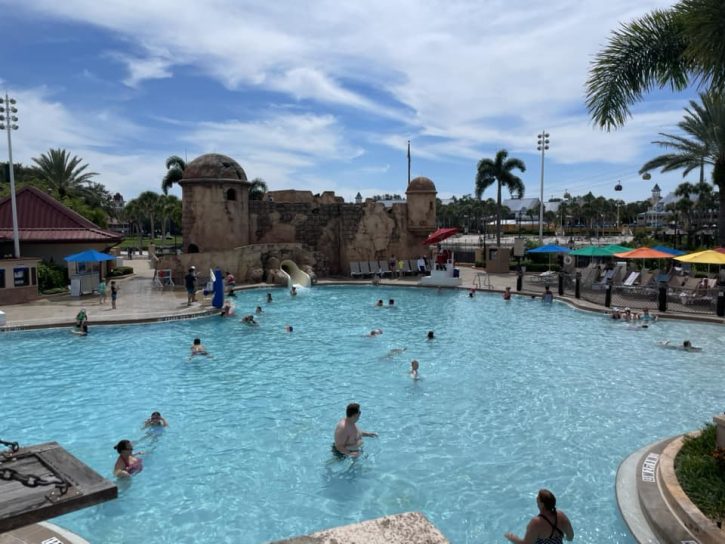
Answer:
2 259 723 331
2 259 723 543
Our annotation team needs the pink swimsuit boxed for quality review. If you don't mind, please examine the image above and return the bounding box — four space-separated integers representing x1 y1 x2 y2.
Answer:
123 456 143 475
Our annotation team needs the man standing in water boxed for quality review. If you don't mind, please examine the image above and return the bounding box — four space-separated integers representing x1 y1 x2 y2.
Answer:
333 403 377 458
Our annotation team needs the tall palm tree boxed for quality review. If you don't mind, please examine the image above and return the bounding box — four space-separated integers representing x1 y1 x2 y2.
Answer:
134 191 161 241
161 155 186 195
249 177 268 201
31 148 98 200
474 149 526 246
586 0 725 129
639 92 725 245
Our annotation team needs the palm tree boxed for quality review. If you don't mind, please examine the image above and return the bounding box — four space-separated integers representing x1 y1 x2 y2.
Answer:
586 0 725 129
161 155 186 195
134 191 161 241
31 148 98 200
639 92 725 245
474 149 526 246
249 177 268 201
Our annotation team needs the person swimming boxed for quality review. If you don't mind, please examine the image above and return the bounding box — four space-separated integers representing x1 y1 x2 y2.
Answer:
285 324 294 333
143 411 168 428
368 328 383 337
427 330 435 340
191 338 209 356
266 292 273 303
659 339 702 352
241 315 258 325
410 359 420 379
113 439 143 478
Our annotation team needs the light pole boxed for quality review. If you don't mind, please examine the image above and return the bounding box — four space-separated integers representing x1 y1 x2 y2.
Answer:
0 93 20 258
537 131 550 244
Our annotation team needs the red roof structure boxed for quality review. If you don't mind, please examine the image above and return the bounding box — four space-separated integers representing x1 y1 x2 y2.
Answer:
0 186 122 243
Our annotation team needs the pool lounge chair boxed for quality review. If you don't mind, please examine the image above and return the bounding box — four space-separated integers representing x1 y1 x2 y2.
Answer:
350 261 365 278
406 259 420 276
529 270 557 283
622 271 639 286
376 260 392 278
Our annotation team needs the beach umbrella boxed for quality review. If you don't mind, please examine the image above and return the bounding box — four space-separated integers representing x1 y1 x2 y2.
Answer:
64 249 115 262
602 244 631 254
570 246 617 257
527 244 570 254
653 245 687 256
716 247 725 254
674 249 725 265
422 227 459 246
614 247 674 259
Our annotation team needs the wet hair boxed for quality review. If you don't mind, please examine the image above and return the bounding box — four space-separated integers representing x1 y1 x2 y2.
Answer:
683 340 692 348
537 489 557 512
114 439 132 453
193 338 201 345
346 403 360 417
151 411 161 418
411 359 419 370
388 299 395 305
427 331 434 339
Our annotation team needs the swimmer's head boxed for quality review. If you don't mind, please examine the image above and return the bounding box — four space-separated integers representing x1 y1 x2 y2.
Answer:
427 330 434 339
193 338 201 345
537 489 556 513
285 325 293 332
114 439 133 454
346 403 361 418
683 340 692 348
411 359 419 370
388 299 395 305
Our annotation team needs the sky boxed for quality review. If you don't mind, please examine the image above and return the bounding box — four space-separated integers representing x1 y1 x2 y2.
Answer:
0 0 707 204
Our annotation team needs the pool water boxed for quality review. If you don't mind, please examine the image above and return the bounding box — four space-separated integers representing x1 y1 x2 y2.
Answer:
3 285 724 543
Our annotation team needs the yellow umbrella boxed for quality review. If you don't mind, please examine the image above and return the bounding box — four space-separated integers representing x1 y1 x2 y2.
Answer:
674 249 725 265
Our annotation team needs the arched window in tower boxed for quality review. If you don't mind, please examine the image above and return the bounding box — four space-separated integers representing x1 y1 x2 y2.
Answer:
429 201 434 211
226 188 237 201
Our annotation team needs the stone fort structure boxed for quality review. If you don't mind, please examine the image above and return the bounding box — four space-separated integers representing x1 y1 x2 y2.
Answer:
158 153 437 284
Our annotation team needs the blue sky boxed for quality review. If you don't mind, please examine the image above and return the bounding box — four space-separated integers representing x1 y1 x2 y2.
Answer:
0 0 705 204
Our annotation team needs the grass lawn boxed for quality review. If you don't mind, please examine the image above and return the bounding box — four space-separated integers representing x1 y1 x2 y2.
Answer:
118 236 181 249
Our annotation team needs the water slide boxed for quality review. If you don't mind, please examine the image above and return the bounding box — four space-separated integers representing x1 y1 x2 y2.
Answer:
280 260 311 288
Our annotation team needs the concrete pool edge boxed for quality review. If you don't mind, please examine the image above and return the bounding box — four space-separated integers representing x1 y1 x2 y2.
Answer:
616 433 725 543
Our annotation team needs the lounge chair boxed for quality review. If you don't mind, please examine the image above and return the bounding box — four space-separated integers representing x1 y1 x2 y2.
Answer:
350 261 364 278
368 260 383 277
622 271 639 286
377 260 392 278
407 259 420 275
529 270 557 283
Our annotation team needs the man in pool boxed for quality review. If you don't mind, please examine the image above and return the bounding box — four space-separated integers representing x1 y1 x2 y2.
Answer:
143 411 168 428
333 403 377 458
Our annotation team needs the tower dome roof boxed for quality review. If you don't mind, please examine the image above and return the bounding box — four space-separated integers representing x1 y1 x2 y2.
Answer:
182 153 248 182
406 176 436 192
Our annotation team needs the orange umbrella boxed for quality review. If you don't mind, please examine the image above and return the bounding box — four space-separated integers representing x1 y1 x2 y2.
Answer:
613 247 674 259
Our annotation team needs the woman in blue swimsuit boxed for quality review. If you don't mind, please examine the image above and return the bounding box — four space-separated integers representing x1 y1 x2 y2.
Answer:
505 489 574 544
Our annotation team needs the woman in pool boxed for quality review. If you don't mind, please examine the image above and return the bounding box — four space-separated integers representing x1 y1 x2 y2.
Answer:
191 338 209 356
113 439 143 478
505 488 574 543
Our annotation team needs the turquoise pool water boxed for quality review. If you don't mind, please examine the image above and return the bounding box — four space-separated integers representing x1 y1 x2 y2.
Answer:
3 285 724 543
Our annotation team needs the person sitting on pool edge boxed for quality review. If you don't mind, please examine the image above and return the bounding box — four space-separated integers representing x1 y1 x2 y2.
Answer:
143 411 168 428
333 402 377 458
113 439 143 478
75 308 88 328
191 338 209 356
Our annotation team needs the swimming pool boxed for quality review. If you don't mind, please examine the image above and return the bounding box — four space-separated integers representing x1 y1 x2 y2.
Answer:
3 285 724 543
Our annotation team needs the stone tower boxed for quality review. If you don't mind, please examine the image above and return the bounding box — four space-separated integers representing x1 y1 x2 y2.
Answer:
405 176 437 234
651 183 661 207
179 153 251 252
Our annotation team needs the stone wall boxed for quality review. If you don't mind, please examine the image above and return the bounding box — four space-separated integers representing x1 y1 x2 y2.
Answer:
249 200 427 275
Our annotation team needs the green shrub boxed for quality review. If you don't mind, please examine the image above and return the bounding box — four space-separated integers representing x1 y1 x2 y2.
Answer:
37 261 67 292
675 423 725 523
107 266 134 278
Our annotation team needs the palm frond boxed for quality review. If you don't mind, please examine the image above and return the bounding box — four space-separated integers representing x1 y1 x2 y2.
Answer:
586 9 690 129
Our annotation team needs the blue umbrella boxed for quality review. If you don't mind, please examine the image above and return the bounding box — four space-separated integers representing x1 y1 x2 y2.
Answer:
527 244 571 254
64 249 116 262
652 245 686 256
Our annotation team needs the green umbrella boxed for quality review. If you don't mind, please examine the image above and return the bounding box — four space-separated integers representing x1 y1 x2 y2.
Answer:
570 246 617 257
603 244 631 254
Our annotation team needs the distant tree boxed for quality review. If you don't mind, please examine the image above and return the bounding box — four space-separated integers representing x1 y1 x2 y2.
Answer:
133 191 161 240
474 149 526 246
249 177 268 201
161 155 186 195
31 148 97 200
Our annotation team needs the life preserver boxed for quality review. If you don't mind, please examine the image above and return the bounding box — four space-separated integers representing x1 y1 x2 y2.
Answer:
563 255 574 266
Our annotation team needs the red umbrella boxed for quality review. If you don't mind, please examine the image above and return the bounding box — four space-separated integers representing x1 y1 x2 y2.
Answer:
715 247 725 254
422 227 459 246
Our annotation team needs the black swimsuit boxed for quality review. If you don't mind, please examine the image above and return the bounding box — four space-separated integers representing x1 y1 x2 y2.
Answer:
535 513 563 544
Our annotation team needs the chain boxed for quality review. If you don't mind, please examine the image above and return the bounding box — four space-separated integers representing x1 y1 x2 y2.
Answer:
0 467 69 496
